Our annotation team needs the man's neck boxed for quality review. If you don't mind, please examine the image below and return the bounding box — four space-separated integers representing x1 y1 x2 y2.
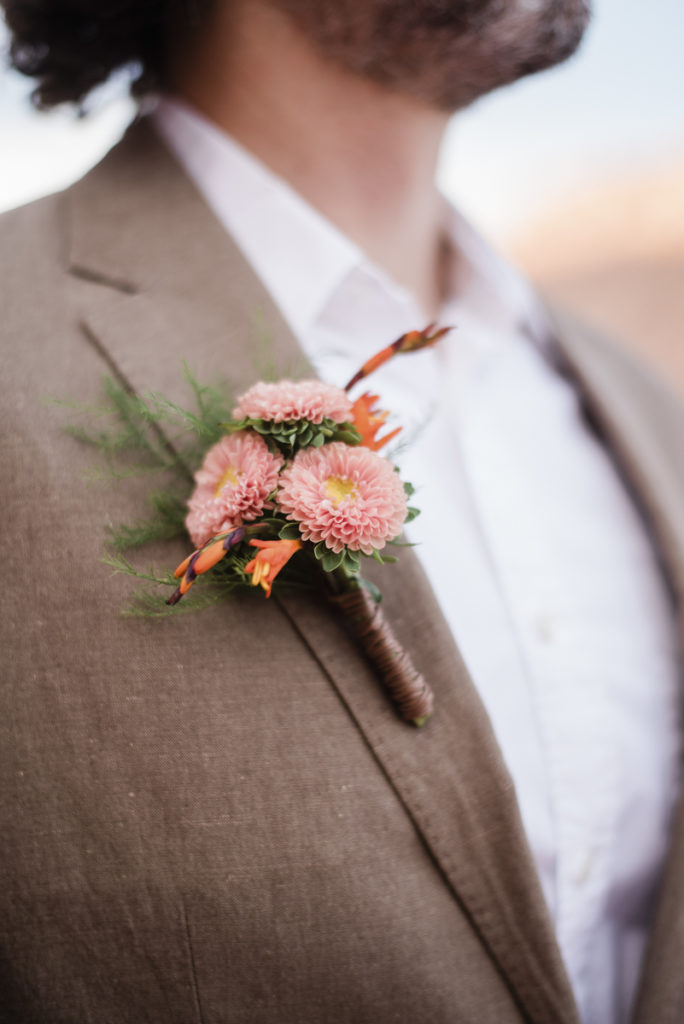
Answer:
174 1 450 318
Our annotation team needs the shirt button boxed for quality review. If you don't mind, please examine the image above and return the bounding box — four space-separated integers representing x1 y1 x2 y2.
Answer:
534 613 555 643
571 851 595 885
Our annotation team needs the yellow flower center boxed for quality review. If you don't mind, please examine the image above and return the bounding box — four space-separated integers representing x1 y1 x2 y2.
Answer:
325 475 357 507
214 464 240 496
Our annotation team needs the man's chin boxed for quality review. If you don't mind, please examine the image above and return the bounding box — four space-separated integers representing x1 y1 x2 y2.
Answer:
274 0 592 112
427 1 593 112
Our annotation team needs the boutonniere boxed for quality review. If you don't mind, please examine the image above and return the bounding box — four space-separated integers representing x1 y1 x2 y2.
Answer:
81 324 450 726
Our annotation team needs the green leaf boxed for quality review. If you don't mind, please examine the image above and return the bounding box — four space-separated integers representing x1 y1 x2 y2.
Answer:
279 522 302 541
321 550 344 572
359 577 383 603
147 393 212 437
254 516 288 534
403 480 415 498
313 540 329 561
370 548 397 566
333 429 362 445
311 433 325 448
404 506 421 523
342 549 361 574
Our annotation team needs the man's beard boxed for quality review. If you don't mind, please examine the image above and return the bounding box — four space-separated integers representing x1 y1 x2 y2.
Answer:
270 0 592 110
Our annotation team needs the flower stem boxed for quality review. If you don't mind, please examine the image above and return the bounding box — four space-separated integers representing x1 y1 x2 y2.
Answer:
328 577 434 726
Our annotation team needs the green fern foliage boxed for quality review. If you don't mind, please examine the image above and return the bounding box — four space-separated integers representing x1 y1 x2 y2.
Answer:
62 366 243 614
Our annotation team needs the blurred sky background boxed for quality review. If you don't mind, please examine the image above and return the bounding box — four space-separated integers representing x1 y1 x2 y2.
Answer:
1 0 683 380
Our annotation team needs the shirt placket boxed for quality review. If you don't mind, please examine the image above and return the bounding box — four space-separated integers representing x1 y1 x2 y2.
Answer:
458 337 621 1024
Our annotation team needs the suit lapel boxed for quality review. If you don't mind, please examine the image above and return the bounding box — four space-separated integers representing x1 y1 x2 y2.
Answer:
67 120 582 1023
549 312 684 1024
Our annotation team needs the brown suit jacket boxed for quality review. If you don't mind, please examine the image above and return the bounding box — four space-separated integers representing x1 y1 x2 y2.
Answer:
1 120 683 1024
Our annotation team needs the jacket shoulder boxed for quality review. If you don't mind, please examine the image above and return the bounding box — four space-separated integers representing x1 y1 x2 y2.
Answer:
0 189 90 417
550 305 684 426
0 191 73 349
0 190 66 278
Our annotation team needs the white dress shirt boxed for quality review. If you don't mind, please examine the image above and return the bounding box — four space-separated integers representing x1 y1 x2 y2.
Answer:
155 97 682 1024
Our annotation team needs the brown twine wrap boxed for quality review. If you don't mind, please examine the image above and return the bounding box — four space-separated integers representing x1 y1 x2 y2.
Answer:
330 586 434 725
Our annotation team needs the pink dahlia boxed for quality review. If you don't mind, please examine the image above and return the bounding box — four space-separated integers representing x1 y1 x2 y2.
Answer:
186 432 283 548
277 442 407 555
232 379 353 425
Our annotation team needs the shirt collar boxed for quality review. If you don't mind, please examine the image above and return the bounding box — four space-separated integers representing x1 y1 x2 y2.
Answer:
154 96 361 337
154 96 546 353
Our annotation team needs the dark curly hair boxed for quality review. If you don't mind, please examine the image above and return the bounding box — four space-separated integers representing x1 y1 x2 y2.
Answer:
1 0 214 108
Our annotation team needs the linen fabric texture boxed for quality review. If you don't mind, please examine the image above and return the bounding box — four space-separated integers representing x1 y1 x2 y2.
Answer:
1 121 684 1024
156 95 682 1024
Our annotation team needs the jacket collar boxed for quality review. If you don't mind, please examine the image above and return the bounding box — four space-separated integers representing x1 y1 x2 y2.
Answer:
66 118 684 1024
549 311 684 601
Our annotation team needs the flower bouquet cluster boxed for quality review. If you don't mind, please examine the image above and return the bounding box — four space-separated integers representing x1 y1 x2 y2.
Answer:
84 325 449 725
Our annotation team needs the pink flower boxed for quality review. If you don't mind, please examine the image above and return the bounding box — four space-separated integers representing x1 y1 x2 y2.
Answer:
186 432 283 548
233 379 353 425
277 442 407 555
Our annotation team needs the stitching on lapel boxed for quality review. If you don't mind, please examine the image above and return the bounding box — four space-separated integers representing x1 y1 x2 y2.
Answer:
282 586 579 1024
77 294 576 1023
276 598 538 1021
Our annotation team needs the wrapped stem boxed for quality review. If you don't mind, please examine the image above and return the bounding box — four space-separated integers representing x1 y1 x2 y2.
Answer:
329 584 434 726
